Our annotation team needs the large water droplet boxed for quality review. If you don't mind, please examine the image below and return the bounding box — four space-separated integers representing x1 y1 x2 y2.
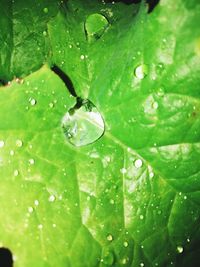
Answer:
85 13 109 41
62 99 104 147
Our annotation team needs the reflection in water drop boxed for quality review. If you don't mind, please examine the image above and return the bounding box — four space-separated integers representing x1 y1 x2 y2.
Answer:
85 13 109 41
62 99 104 147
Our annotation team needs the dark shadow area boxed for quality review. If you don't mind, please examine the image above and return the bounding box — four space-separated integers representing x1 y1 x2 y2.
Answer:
51 65 77 97
104 0 160 13
0 248 13 267
0 79 8 86
147 0 160 13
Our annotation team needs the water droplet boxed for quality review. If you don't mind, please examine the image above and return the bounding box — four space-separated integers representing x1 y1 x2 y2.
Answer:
43 7 48 13
38 224 43 229
120 168 127 174
48 195 56 202
49 102 54 108
123 241 129 247
121 257 129 264
43 31 47 36
139 214 144 220
106 234 113 242
176 246 183 254
16 139 23 147
85 13 109 40
52 223 56 228
140 263 145 267
0 140 5 148
134 159 143 168
34 200 39 206
134 64 148 80
29 158 35 165
28 207 34 213
101 249 114 265
14 170 19 176
10 150 15 156
80 55 85 60
156 63 165 75
62 99 104 147
29 98 37 106
149 172 154 178
152 101 159 109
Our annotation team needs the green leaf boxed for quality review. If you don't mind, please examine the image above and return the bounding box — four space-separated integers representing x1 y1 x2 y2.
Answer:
0 0 200 267
0 0 59 81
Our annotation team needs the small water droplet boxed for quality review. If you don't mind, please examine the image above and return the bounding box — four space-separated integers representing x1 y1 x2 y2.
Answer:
52 223 56 228
28 207 33 213
101 249 114 265
134 159 143 168
29 158 35 165
152 101 159 109
62 99 104 147
34 200 39 206
10 150 15 156
123 241 129 247
14 170 19 176
156 63 165 75
43 7 48 13
139 214 144 220
49 102 54 108
48 195 56 202
29 98 37 106
140 263 145 267
85 13 109 41
176 246 183 254
80 55 85 60
0 140 5 148
38 224 43 229
149 172 154 178
16 139 23 147
120 168 127 174
134 64 148 79
106 234 113 242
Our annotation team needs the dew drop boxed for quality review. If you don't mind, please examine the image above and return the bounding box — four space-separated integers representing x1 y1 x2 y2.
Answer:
62 99 104 147
34 200 39 206
134 64 148 80
48 195 56 202
139 214 144 220
120 168 127 174
85 13 109 40
101 249 114 265
134 159 143 168
43 7 48 13
16 139 23 148
149 172 154 178
0 140 5 148
38 224 43 230
10 150 15 156
29 158 35 165
106 234 113 242
176 246 183 254
29 98 37 106
14 170 19 176
123 241 129 247
140 263 145 267
28 207 34 213
80 55 85 60
49 102 54 108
